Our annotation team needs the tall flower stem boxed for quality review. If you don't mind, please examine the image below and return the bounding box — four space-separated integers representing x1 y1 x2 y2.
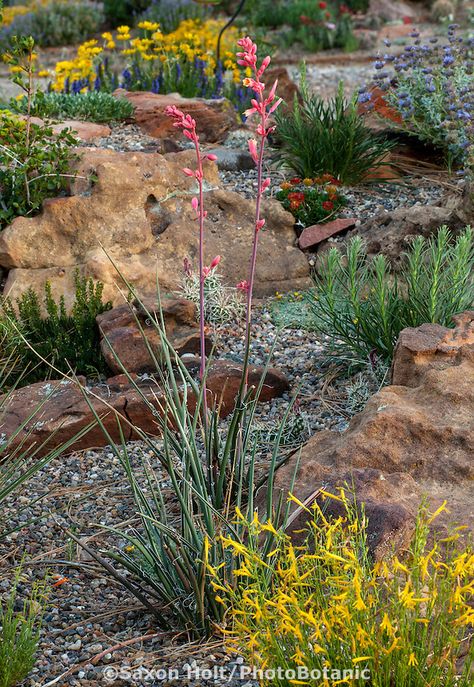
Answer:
236 38 282 399
165 105 218 426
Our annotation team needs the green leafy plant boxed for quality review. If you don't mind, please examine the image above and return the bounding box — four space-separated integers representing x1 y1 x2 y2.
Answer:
0 1 104 51
0 568 47 687
0 35 78 229
274 73 395 185
103 0 152 26
12 91 134 124
1 272 112 387
308 226 474 369
276 174 346 227
215 496 474 687
178 259 245 326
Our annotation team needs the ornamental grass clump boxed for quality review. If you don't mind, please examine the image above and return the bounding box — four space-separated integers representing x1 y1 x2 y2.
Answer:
275 73 395 185
359 24 474 172
214 495 473 687
73 37 294 637
308 226 474 370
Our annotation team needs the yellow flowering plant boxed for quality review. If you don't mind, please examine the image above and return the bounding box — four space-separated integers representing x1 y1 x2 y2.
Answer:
213 494 473 687
49 19 254 113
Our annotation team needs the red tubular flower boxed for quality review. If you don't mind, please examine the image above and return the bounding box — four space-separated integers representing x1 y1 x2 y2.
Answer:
322 200 334 211
290 177 302 185
319 1 327 9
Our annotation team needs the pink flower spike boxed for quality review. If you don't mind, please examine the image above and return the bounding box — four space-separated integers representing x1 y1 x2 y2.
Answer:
256 219 266 232
183 129 194 140
236 280 249 292
243 107 258 119
261 178 271 192
257 55 271 77
206 154 218 162
267 79 278 103
191 197 199 212
269 98 283 114
248 138 258 163
210 255 221 270
182 167 195 177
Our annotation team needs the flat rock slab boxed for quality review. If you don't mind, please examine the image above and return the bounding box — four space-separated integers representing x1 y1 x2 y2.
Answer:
1 361 289 458
114 89 238 143
298 218 357 250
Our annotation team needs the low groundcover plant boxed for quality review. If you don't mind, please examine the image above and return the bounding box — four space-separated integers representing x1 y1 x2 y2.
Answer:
213 494 473 687
276 174 346 227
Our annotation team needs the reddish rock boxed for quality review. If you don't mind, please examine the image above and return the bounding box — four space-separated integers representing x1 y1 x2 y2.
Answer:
1 359 289 458
183 357 290 414
0 376 163 458
298 218 356 250
263 311 474 552
358 86 402 125
278 467 419 560
264 67 301 107
114 89 238 143
97 297 210 375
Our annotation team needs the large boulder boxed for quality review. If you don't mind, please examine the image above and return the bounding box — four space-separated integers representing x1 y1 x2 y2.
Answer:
97 297 208 375
114 89 238 143
263 311 474 553
0 148 310 306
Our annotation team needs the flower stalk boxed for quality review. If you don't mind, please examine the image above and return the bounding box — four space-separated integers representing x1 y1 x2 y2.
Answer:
236 37 282 393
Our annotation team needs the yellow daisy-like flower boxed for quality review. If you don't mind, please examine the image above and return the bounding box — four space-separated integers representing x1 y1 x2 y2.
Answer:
137 20 160 32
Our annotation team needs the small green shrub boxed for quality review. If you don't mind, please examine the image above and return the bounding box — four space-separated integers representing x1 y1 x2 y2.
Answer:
12 91 134 124
308 226 474 369
0 36 79 229
0 569 46 687
0 2 104 50
1 272 112 387
274 74 395 186
178 261 245 326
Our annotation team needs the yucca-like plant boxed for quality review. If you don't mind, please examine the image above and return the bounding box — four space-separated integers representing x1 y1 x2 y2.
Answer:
64 37 299 637
274 68 395 185
308 226 474 369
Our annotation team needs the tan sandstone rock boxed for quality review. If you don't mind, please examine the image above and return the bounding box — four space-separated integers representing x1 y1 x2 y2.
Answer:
0 147 310 306
262 311 474 553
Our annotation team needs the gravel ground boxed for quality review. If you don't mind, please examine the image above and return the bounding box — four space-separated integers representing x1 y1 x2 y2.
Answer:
1 306 355 687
